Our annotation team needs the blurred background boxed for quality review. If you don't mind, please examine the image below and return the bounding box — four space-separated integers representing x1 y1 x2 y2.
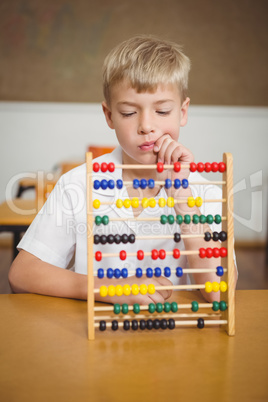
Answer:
0 0 267 291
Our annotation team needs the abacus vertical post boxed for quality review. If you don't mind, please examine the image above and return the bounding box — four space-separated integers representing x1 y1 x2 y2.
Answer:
86 152 95 340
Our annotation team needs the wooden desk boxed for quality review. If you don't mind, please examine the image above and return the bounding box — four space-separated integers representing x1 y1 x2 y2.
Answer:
0 290 267 402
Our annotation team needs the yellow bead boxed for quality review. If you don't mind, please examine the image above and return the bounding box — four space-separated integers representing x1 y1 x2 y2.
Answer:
158 197 166 207
142 198 149 208
123 284 131 296
108 285 115 297
148 284 155 295
99 285 108 297
205 281 212 293
93 199 100 209
139 284 148 295
149 198 156 208
212 281 220 292
220 281 228 292
115 285 123 297
116 199 123 208
187 197 195 208
195 197 203 207
131 197 139 208
123 198 131 208
131 284 139 295
167 197 175 207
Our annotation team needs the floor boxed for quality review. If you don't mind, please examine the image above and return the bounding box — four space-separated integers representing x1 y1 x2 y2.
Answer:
1 246 267 294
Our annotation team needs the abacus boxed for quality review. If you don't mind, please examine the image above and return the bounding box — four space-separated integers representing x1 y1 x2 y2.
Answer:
86 153 235 340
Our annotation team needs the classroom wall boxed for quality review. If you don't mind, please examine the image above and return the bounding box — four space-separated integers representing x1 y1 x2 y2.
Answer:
1 102 267 243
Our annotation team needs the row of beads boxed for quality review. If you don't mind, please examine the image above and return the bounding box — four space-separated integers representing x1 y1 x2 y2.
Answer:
199 247 227 258
93 178 190 190
93 196 203 209
97 266 225 279
99 318 176 331
205 281 227 292
191 300 227 312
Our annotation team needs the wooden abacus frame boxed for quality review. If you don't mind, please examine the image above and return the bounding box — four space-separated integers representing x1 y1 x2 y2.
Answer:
86 152 235 340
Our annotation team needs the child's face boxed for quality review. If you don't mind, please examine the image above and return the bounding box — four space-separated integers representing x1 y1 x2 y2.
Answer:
102 80 189 165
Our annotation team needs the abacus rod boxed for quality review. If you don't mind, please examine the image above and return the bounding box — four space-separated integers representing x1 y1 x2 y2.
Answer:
94 302 218 312
122 180 226 186
93 284 208 294
95 312 221 321
97 216 227 222
93 268 227 276
97 198 226 206
115 163 190 169
94 319 228 328
99 250 200 258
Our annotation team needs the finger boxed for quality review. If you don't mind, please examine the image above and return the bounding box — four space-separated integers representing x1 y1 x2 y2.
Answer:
156 137 174 163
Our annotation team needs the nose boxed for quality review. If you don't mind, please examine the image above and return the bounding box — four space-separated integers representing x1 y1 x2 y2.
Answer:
138 112 154 135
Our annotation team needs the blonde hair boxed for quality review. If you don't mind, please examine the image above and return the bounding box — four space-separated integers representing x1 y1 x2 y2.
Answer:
103 35 191 105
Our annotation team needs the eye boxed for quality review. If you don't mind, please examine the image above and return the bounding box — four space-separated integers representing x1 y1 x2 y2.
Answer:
121 112 136 117
156 110 171 116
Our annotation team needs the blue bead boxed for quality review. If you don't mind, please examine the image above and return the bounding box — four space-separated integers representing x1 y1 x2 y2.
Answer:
133 179 140 189
94 180 100 190
154 267 162 277
101 180 108 190
116 179 123 189
121 268 128 278
108 180 115 189
176 267 183 277
114 268 121 279
182 179 188 189
216 266 224 277
165 179 172 189
164 267 171 277
146 268 153 278
148 179 155 189
107 268 114 278
174 179 181 189
136 268 143 278
140 179 147 189
97 268 104 278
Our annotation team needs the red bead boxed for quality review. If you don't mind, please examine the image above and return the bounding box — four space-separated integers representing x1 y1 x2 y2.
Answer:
205 162 212 172
220 247 228 258
137 250 144 260
199 248 206 258
151 249 159 260
211 162 219 172
101 162 108 172
157 162 164 173
159 249 166 259
120 250 127 260
197 162 204 172
93 162 99 172
95 251 102 261
219 162 226 173
190 162 197 172
213 247 221 258
206 247 213 258
108 162 115 172
173 249 180 259
174 162 181 172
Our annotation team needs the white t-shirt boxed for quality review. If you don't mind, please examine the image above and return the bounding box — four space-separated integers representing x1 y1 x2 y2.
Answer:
18 146 224 285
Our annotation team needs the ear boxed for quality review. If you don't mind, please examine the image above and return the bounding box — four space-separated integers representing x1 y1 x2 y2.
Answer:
180 97 190 127
102 101 114 129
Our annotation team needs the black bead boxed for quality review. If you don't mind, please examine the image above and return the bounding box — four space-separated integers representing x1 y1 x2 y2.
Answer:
197 318 205 329
140 320 146 330
121 234 129 244
123 320 130 330
131 320 139 331
114 234 121 244
153 319 160 330
100 235 107 245
204 232 211 241
219 231 227 242
99 320 106 331
107 234 114 244
168 319 175 330
174 233 181 243
94 235 100 244
111 320 118 331
213 231 220 241
160 319 168 329
128 234 135 244
146 319 153 330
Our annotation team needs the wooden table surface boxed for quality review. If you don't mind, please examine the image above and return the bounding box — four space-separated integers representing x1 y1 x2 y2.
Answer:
0 290 267 402
0 199 36 226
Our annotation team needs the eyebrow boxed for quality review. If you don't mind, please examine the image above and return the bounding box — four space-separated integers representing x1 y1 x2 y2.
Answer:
117 99 175 107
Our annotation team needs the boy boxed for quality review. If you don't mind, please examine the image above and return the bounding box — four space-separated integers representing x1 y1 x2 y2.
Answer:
9 35 237 303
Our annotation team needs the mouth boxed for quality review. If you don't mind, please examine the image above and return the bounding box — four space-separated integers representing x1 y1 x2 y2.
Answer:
139 141 156 151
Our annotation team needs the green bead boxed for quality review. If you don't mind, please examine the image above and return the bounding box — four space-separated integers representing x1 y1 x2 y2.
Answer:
171 302 178 312
164 302 171 313
207 214 214 224
219 301 227 311
148 303 156 313
214 214 222 224
102 215 109 225
95 216 102 225
133 303 140 314
212 301 220 311
160 215 168 224
184 214 191 224
192 214 200 224
167 215 175 224
191 301 199 312
122 303 129 314
156 303 163 313
114 303 121 314
176 215 183 225
199 215 207 224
